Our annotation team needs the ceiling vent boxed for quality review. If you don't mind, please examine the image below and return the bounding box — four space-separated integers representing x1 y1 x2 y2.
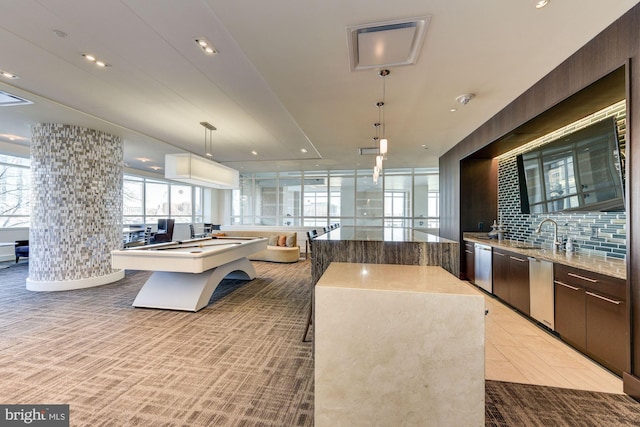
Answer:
347 16 430 72
358 147 380 156
0 90 33 107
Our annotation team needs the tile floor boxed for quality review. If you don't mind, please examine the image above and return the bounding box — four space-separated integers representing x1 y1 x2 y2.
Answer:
469 282 623 394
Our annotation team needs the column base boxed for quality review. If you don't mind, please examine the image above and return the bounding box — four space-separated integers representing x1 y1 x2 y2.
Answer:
26 270 125 292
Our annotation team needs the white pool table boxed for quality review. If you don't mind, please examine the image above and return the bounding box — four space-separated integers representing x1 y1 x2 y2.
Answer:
111 236 267 311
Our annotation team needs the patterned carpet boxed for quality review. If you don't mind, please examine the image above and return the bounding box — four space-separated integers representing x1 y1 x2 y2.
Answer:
486 380 640 426
1 260 640 426
0 260 314 426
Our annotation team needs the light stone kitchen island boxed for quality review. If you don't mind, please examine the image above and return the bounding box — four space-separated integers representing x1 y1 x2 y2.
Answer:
311 227 460 286
315 262 485 427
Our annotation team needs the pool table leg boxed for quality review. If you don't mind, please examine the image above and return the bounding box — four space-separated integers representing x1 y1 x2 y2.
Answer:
132 257 256 311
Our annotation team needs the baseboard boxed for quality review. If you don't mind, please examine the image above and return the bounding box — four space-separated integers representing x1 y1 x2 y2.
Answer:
623 372 640 401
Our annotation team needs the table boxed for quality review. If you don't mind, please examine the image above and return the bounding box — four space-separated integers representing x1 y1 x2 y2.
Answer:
123 226 145 244
111 236 267 311
314 262 485 426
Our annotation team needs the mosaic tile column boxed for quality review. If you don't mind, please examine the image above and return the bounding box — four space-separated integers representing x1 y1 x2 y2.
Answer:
26 124 125 291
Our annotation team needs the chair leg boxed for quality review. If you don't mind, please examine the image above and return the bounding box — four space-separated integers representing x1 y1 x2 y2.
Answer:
15 256 19 263
302 301 313 342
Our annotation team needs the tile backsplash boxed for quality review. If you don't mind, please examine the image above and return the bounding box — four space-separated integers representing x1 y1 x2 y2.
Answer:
496 101 626 260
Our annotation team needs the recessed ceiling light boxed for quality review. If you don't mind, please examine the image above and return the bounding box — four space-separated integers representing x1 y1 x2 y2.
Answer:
52 29 68 38
194 38 217 56
300 148 308 153
82 53 110 68
450 108 457 112
535 0 549 9
0 133 27 141
251 150 258 156
0 69 19 79
149 166 162 171
136 157 151 163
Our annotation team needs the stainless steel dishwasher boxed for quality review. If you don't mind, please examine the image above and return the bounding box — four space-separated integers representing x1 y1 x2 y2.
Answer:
529 256 554 330
474 243 492 293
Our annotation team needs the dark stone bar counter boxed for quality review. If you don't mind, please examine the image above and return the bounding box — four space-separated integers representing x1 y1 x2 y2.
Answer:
311 227 459 285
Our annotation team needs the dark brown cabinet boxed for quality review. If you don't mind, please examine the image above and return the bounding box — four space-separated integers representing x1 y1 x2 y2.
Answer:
554 278 586 350
463 241 475 283
554 263 628 375
492 248 530 315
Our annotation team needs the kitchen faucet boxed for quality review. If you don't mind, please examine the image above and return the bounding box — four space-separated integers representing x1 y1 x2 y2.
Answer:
535 218 562 252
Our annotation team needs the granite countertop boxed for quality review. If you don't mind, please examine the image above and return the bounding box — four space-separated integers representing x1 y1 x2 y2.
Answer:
463 232 626 280
315 227 457 243
317 262 479 296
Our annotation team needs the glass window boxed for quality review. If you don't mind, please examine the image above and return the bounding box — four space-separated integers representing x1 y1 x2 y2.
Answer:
385 175 411 218
0 163 208 228
170 184 193 217
232 175 254 224
123 178 143 219
0 160 30 227
0 154 30 166
279 173 301 224
356 174 383 226
329 175 354 218
255 177 278 217
145 181 169 216
194 187 203 222
304 173 328 218
414 173 439 228
229 168 440 231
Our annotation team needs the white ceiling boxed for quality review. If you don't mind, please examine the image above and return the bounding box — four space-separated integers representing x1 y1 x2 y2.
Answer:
0 0 637 175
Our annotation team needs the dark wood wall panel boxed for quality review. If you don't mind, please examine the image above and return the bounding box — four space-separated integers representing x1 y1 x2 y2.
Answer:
628 55 640 384
459 159 497 233
438 4 640 396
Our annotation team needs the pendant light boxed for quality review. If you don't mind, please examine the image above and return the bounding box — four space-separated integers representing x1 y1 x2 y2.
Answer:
201 121 216 157
165 121 239 189
379 69 389 157
372 69 390 183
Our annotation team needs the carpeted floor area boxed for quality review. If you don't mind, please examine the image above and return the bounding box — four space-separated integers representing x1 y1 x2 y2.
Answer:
0 261 315 426
486 380 640 426
2 260 640 426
